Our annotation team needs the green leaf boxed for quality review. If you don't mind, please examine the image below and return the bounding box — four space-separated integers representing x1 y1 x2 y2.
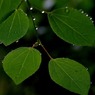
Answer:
3 47 41 85
48 8 95 46
0 9 29 46
0 0 21 23
49 58 90 95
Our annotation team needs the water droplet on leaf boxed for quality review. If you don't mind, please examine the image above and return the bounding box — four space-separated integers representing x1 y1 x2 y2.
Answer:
86 14 88 17
16 40 19 43
30 7 33 10
90 18 92 20
65 7 69 13
42 11 45 13
81 11 84 13
92 21 94 23
86 68 88 71
36 27 38 30
33 18 36 21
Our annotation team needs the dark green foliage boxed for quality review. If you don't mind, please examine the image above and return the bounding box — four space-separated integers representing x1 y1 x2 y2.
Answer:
49 58 90 95
0 0 95 95
0 9 29 45
48 8 95 46
3 47 41 84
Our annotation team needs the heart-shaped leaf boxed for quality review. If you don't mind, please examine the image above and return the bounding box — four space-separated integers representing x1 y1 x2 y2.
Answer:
49 58 90 95
3 47 41 84
48 8 95 46
0 9 29 46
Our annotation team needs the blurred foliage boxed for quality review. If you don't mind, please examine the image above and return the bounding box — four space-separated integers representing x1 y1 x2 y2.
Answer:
0 0 95 95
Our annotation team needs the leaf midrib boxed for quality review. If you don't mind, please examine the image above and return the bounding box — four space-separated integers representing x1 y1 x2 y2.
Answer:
6 49 28 64
7 10 17 40
17 50 30 79
17 10 21 35
53 59 82 92
53 13 91 26
51 14 88 43
54 15 87 40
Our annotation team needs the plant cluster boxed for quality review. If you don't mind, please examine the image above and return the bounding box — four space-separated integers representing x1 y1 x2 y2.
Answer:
0 0 95 95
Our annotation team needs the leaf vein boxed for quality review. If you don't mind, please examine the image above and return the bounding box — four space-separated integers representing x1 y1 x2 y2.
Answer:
7 11 17 39
17 50 30 78
53 60 81 91
53 15 88 43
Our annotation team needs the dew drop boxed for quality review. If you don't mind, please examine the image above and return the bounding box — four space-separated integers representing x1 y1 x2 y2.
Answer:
42 11 45 13
36 27 38 30
30 7 33 10
90 17 92 20
39 44 41 46
16 40 19 43
65 7 69 13
33 18 36 21
86 14 88 17
86 68 88 71
81 11 84 13
92 21 94 23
